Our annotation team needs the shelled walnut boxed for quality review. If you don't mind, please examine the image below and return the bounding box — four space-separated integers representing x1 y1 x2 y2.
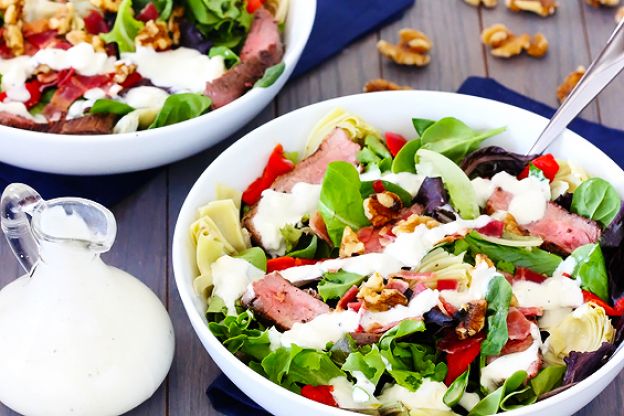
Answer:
481 24 548 58
1 0 25 56
136 20 173 51
363 78 412 93
586 0 619 7
506 0 558 16
339 226 365 258
464 0 498 7
556 66 586 103
363 191 403 227
377 29 432 66
66 29 105 51
90 0 121 13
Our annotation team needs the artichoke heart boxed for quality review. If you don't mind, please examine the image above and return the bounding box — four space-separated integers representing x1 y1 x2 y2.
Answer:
304 108 380 156
542 302 615 366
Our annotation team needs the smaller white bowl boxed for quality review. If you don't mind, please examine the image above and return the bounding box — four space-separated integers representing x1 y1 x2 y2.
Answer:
0 0 315 175
173 91 624 416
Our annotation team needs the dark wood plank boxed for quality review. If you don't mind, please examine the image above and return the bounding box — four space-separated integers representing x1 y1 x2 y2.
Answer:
0 173 169 416
380 0 485 91
166 105 276 416
481 0 600 121
581 2 623 128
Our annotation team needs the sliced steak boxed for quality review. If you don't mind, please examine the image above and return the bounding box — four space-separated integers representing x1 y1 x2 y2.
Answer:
349 331 382 346
506 307 532 341
205 8 283 109
50 114 116 135
0 112 49 131
486 188 601 253
271 128 360 192
242 271 330 330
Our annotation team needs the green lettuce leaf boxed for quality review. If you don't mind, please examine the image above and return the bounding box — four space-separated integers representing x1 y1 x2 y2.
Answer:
254 62 286 88
280 224 303 254
287 235 318 259
412 118 435 136
443 369 470 407
419 117 505 163
149 93 212 128
469 370 527 416
571 243 609 301
208 310 271 362
481 275 512 356
342 345 386 385
100 0 144 53
89 99 135 116
318 270 366 301
234 247 267 272
571 177 621 227
391 138 421 173
187 0 253 48
318 161 370 245
209 45 240 68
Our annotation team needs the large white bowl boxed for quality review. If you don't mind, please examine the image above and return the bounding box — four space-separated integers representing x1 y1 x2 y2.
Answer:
173 91 624 416
0 0 315 175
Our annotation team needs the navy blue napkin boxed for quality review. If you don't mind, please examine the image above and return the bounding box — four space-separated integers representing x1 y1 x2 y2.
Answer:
0 0 415 206
205 76 624 414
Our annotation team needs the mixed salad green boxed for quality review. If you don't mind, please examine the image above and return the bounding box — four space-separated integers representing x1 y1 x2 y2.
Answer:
191 109 624 415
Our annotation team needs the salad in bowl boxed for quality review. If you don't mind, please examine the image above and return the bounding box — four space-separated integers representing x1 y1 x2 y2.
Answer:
174 92 624 416
0 0 287 134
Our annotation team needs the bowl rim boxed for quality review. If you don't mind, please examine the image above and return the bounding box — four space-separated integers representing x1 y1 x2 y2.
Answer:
0 0 316 144
173 90 624 416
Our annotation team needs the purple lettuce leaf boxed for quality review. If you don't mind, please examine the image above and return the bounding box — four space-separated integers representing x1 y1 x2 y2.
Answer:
424 307 455 328
562 342 616 385
461 146 536 179
180 18 213 54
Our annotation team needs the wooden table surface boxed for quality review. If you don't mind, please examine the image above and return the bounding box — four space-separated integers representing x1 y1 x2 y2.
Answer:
2 1 624 415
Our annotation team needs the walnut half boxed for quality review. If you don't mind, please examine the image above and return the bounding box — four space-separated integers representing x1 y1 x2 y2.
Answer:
506 0 558 16
464 0 498 7
339 226 365 258
363 78 412 93
556 66 586 103
481 24 548 58
363 191 403 227
586 0 620 7
378 29 432 67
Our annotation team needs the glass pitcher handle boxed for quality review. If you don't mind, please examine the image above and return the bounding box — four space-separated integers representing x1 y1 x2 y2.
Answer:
0 184 44 273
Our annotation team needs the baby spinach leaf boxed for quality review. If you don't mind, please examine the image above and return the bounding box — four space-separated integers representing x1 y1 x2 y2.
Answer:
391 138 421 173
416 149 479 219
319 161 370 245
149 93 212 128
571 178 621 227
388 370 424 391
360 180 412 205
531 365 566 397
89 99 135 116
100 0 144 53
208 45 240 68
443 369 470 407
342 345 386 385
254 62 286 88
463 231 562 275
234 247 267 272
469 370 527 416
571 243 609 301
287 235 318 259
412 118 435 136
317 270 366 301
419 117 506 163
481 275 512 356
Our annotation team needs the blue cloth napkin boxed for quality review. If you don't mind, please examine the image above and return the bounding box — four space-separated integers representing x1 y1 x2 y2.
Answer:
205 76 624 414
0 0 415 206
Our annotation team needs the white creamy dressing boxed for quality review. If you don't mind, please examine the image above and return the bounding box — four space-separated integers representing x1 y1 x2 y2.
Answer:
480 324 542 392
360 167 425 197
329 376 379 409
440 262 501 308
0 207 174 416
276 310 360 350
0 43 115 103
459 392 481 412
121 46 226 92
67 87 107 119
360 288 439 330
512 277 583 310
211 255 265 315
252 183 322 256
472 171 551 224
352 371 378 403
0 102 45 121
123 86 170 109
378 380 451 411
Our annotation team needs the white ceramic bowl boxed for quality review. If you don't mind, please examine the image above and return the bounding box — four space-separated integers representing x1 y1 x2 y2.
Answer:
173 91 624 416
0 0 315 175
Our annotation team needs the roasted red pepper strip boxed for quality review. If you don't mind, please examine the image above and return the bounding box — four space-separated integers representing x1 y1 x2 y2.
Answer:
246 0 265 13
385 132 407 157
582 290 624 317
439 332 485 385
0 79 42 108
120 71 143 89
372 180 385 193
518 154 560 182
476 220 504 238
266 256 317 273
436 279 458 291
301 385 338 407
514 267 547 284
242 144 295 206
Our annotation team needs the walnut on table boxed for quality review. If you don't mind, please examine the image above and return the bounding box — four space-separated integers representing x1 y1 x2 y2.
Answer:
556 66 586 103
363 78 412 93
377 28 432 66
481 23 548 58
506 0 558 16
586 0 620 7
617 6 624 21
464 0 498 8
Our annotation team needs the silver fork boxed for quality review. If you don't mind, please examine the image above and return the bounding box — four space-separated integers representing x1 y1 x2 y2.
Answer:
527 18 624 155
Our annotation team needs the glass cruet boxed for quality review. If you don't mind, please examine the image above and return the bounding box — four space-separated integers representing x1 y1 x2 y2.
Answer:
0 183 175 416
